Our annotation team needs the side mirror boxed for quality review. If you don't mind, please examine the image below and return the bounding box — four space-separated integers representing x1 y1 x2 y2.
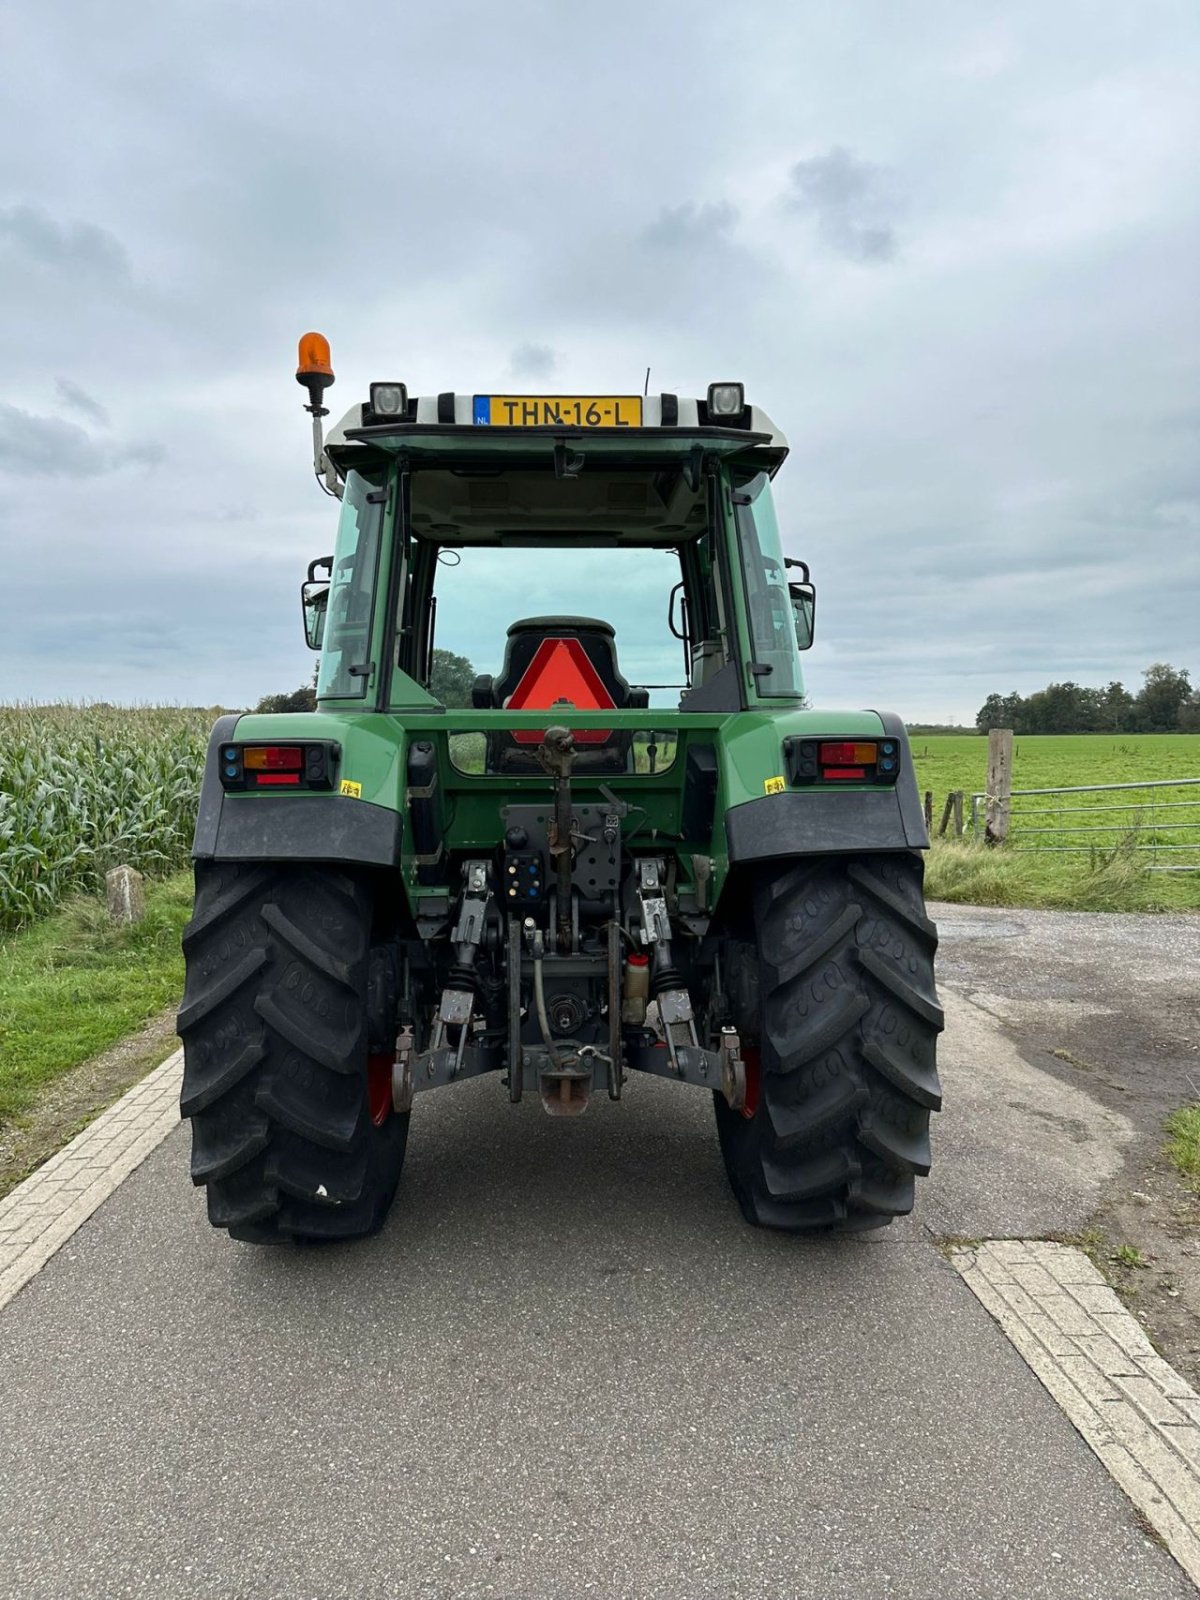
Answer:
301 580 328 650
302 555 332 650
788 580 816 650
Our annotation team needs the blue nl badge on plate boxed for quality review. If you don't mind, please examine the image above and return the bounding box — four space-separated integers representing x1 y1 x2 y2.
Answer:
472 395 491 425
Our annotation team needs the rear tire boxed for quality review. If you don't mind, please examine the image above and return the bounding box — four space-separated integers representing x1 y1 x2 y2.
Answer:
177 862 409 1244
715 853 943 1234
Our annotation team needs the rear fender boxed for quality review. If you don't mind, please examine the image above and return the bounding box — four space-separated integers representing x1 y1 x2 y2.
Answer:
192 712 405 867
722 711 929 865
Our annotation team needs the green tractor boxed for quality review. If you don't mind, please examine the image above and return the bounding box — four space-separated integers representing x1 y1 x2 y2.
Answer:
177 334 942 1244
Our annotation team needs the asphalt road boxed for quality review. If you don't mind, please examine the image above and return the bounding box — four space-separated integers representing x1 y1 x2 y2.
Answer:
1 907 1198 1600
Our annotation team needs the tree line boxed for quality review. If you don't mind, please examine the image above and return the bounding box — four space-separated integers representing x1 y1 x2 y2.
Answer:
976 663 1198 735
254 650 476 714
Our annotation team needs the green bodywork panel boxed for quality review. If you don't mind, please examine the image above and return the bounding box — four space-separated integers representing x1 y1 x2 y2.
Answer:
226 704 890 910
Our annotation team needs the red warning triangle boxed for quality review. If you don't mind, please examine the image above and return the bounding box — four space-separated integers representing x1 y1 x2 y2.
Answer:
507 637 614 744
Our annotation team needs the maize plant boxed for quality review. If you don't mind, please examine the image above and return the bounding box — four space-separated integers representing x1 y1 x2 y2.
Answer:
0 706 214 931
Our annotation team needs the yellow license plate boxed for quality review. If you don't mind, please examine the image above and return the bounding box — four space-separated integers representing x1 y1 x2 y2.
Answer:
474 395 643 428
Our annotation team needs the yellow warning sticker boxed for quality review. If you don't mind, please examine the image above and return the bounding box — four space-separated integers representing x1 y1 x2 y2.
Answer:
763 775 787 795
339 779 362 799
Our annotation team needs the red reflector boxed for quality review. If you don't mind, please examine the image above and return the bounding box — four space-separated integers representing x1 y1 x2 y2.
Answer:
507 636 614 744
824 767 866 781
256 772 302 786
244 745 304 770
819 742 877 766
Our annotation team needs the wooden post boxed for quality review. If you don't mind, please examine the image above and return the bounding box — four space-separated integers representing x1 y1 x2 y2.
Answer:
106 865 145 924
939 793 955 837
952 790 964 838
985 728 1014 846
924 790 934 833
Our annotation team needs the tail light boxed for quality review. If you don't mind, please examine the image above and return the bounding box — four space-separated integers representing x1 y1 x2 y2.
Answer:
218 742 339 792
783 737 901 787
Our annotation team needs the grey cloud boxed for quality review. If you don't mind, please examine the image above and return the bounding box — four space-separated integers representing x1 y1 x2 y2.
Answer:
0 407 107 477
785 147 900 263
119 440 167 469
510 342 559 378
642 200 738 250
0 204 130 280
55 378 110 427
0 405 164 478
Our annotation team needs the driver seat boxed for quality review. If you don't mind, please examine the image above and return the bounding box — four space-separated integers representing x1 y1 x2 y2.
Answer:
472 616 648 773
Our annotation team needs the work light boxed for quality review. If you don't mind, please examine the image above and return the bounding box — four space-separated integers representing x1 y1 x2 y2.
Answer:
707 382 745 418
370 382 408 416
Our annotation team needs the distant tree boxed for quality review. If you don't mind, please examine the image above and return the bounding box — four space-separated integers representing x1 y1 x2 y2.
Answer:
1134 663 1191 733
1024 681 1098 735
975 691 1026 733
255 668 318 714
1178 693 1200 733
975 693 1008 733
429 648 475 708
1097 680 1135 732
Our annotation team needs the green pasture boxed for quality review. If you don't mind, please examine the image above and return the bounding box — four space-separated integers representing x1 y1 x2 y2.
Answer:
912 733 1200 911
909 732 1200 802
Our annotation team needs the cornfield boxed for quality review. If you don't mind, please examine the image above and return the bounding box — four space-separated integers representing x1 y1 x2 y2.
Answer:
0 706 216 931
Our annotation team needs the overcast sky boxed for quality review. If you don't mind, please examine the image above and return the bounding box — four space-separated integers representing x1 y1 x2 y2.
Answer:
3 1 1197 723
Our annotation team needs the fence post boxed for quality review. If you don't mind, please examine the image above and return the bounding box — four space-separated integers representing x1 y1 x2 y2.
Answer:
985 728 1014 846
924 790 933 833
939 792 965 838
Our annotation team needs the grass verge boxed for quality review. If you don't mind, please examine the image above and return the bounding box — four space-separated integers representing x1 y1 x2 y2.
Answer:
1165 1106 1200 1192
925 838 1200 912
0 873 190 1124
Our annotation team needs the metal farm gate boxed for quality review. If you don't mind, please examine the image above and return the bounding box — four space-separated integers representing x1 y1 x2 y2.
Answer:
969 778 1200 872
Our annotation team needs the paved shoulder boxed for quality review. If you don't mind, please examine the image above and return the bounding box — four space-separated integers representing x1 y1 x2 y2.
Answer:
0 1051 181 1310
0 1073 1191 1600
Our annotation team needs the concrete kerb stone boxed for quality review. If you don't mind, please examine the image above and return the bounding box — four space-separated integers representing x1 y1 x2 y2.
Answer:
955 1240 1200 1588
0 1049 183 1314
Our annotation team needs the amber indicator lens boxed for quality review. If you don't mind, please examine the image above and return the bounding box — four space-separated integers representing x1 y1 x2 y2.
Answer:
819 741 878 766
243 746 304 771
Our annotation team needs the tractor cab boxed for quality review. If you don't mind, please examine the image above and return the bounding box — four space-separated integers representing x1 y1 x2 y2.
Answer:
301 378 814 732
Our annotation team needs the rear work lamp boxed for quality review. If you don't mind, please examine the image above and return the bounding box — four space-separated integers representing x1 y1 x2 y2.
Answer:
369 382 408 417
782 737 901 787
218 742 340 792
707 381 745 419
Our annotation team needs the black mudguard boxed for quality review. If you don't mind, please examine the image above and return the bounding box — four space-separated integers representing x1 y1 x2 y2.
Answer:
191 717 401 867
725 713 930 864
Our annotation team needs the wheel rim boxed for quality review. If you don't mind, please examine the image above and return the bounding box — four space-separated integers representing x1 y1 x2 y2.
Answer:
741 1045 761 1120
367 1053 393 1126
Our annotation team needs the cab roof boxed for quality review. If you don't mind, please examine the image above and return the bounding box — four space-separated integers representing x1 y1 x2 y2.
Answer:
322 392 789 478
